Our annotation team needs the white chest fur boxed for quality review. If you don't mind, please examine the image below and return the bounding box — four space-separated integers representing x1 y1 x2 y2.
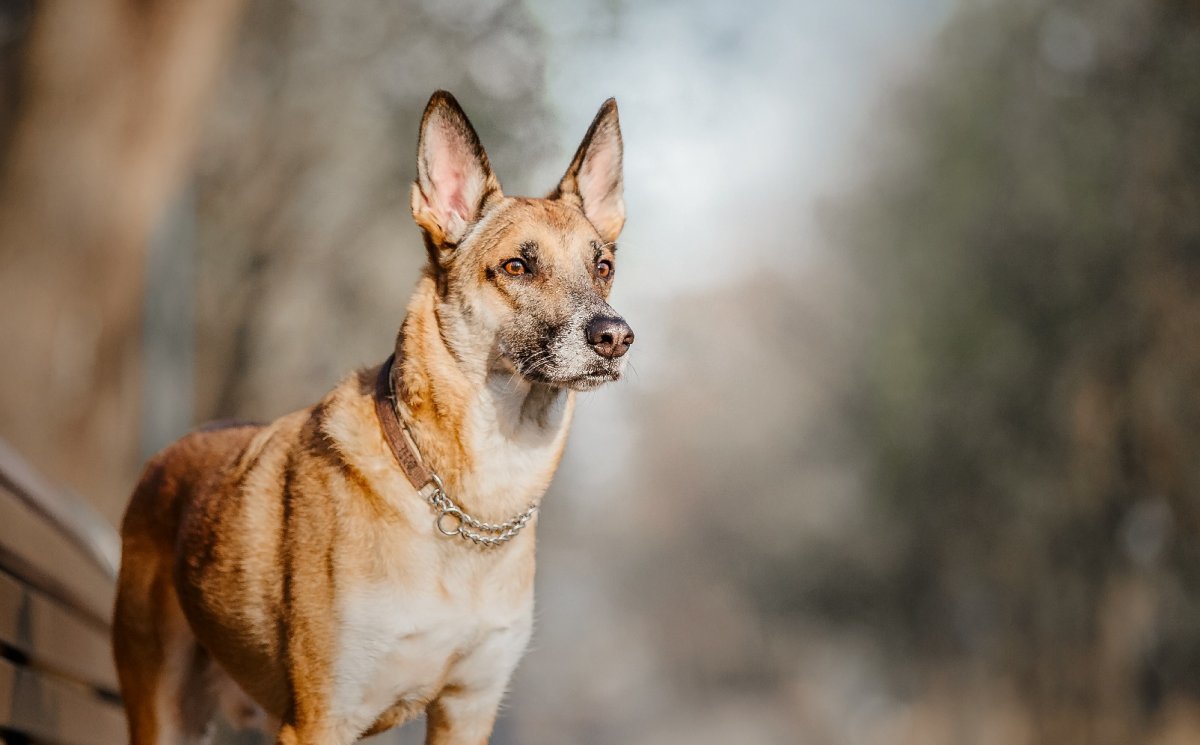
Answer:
330 574 534 734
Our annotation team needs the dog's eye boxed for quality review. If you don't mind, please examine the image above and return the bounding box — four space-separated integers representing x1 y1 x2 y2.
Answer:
596 260 614 279
502 259 528 276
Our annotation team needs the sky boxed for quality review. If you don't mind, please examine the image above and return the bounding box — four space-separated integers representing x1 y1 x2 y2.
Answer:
528 0 957 299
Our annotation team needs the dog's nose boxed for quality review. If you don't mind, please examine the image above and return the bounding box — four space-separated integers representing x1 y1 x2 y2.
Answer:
586 316 634 359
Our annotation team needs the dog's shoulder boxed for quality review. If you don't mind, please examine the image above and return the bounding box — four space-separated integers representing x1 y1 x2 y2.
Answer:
306 364 391 474
287 365 421 521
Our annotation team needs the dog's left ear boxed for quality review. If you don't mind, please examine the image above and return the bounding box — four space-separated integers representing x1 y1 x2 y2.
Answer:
411 90 502 249
552 98 624 244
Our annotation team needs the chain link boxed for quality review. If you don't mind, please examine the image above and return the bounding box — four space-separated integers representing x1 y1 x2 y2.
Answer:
425 473 538 548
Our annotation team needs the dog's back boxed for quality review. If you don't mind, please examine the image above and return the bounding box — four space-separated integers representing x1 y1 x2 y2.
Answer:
120 422 263 553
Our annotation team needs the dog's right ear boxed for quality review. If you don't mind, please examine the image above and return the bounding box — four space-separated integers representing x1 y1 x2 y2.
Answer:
411 91 502 249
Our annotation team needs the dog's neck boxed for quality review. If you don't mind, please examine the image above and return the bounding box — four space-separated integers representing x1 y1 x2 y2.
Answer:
390 276 574 520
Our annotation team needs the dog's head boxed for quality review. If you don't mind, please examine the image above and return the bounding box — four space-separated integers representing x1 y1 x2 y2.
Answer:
409 91 633 392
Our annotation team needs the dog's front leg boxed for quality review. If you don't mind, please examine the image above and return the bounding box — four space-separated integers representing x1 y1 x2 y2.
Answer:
275 693 344 745
276 722 335 745
424 686 507 745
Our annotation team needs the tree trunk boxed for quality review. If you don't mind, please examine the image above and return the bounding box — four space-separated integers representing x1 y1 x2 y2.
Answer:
0 0 246 522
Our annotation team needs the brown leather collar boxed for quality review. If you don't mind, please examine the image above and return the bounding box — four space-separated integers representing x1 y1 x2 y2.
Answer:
374 353 435 491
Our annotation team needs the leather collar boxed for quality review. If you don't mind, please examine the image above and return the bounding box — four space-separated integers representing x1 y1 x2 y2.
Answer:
373 353 434 492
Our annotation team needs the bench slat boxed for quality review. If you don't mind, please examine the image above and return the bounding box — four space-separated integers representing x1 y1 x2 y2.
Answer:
0 658 125 745
0 440 119 580
0 488 115 629
0 569 118 695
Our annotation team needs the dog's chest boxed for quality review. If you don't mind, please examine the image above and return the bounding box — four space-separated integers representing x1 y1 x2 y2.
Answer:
330 570 532 732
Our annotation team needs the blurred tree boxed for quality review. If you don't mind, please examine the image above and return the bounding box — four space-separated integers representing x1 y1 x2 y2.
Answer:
833 0 1200 740
0 0 246 521
584 1 1200 743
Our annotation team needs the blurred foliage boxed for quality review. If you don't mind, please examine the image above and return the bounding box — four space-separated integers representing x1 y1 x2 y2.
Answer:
590 1 1200 742
830 0 1200 739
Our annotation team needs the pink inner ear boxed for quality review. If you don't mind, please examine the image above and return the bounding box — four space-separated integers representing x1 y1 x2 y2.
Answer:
580 148 617 204
425 120 482 224
432 163 469 221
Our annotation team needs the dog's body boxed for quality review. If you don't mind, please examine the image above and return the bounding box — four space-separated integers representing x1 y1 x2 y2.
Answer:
113 92 632 744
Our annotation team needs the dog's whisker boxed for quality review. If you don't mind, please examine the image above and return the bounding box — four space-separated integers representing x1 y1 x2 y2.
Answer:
519 350 557 378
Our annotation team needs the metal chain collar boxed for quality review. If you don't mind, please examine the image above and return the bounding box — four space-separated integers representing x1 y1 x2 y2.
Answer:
424 473 539 548
387 376 538 548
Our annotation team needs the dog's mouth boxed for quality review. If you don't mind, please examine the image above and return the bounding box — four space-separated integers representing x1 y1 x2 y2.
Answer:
508 348 625 391
561 369 622 391
519 365 623 391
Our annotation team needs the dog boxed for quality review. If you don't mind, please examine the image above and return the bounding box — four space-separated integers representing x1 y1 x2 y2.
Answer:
113 90 633 744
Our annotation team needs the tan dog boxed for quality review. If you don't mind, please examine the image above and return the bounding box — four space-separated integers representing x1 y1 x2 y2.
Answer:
113 90 633 744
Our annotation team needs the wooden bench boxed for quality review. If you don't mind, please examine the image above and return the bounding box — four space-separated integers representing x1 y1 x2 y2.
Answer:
0 438 126 744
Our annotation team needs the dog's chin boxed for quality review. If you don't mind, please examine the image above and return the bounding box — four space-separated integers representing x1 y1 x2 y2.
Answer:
562 371 621 391
518 365 622 392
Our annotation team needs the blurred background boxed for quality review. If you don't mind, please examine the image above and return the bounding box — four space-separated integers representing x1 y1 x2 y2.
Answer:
1 0 1199 742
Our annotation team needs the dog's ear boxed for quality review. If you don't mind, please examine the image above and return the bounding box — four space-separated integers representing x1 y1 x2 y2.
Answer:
411 91 502 248
552 98 624 244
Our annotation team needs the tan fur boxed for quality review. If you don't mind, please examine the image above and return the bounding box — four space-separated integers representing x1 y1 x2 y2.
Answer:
113 91 630 744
